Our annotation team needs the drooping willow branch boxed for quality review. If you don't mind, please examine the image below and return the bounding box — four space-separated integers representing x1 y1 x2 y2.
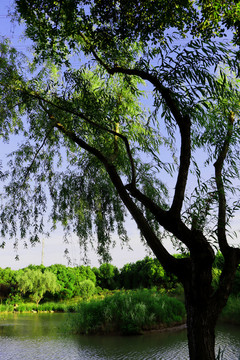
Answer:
17 86 137 187
51 120 185 276
99 65 191 217
78 38 192 217
21 126 54 186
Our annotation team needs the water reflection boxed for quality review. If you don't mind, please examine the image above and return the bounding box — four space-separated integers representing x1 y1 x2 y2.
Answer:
0 314 239 360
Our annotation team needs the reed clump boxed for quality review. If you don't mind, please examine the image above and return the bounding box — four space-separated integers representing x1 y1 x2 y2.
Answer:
68 289 186 335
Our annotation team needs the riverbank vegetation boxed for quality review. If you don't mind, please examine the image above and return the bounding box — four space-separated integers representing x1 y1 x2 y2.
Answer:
0 256 181 303
0 253 240 332
67 289 186 335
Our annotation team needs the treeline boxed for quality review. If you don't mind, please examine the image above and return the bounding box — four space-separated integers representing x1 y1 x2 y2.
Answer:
0 257 178 302
0 253 239 304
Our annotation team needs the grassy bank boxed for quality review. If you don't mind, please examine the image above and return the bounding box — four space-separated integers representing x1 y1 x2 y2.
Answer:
1 290 240 336
67 289 186 335
0 301 78 313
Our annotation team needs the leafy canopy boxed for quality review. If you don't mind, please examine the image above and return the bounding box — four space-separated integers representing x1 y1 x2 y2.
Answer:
1 0 240 263
16 269 60 305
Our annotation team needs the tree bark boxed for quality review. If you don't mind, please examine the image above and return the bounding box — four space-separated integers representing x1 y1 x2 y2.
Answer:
182 250 239 360
181 238 219 360
185 299 217 360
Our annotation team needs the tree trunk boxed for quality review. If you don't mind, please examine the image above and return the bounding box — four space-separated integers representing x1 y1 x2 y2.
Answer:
182 249 240 360
186 301 217 360
182 250 219 360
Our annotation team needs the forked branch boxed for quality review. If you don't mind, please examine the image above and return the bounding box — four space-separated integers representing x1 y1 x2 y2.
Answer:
52 120 183 276
83 55 192 216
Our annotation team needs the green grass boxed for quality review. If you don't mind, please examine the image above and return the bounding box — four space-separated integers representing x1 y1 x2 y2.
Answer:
0 304 15 312
67 289 186 335
0 301 79 313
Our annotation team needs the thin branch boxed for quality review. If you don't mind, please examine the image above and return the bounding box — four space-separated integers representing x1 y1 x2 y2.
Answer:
170 116 191 216
3 100 25 111
21 127 53 185
79 32 112 72
107 66 185 125
80 41 192 216
214 111 234 254
72 36 185 126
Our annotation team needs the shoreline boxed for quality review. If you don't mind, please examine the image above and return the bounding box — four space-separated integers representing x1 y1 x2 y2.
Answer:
141 322 187 334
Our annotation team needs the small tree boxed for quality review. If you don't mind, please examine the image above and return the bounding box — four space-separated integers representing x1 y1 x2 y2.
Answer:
78 279 95 300
16 269 60 305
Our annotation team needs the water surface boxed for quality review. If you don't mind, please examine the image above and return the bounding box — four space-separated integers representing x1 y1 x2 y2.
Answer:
0 313 239 359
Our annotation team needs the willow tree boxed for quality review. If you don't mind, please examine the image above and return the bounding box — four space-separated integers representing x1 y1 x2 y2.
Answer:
1 1 240 359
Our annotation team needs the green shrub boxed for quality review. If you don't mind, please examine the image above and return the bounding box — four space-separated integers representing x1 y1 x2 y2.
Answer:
220 296 240 324
37 302 68 312
71 299 105 334
0 304 14 312
78 280 95 300
212 268 221 290
17 304 27 312
69 289 186 335
65 304 77 312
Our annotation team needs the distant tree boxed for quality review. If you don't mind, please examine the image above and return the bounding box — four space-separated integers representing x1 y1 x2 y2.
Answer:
47 264 96 299
119 257 178 290
0 267 17 298
78 279 95 300
93 263 119 290
47 264 76 299
73 265 96 286
16 269 60 305
0 267 17 287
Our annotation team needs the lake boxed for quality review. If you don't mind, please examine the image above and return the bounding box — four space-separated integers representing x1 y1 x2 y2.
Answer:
0 313 239 359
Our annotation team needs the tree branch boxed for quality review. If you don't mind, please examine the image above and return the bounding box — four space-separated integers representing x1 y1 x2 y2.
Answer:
52 119 185 276
36 102 186 276
21 127 53 185
34 89 136 186
5 83 137 187
125 183 205 251
170 116 191 216
99 65 191 216
214 112 234 255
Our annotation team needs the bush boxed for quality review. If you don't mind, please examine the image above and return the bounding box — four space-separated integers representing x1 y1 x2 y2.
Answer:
0 304 14 312
69 289 186 335
78 280 95 300
220 295 240 324
16 304 27 312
